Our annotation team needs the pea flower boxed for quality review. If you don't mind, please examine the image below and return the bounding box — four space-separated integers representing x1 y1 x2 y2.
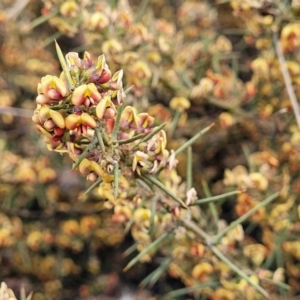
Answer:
71 83 102 107
36 75 68 104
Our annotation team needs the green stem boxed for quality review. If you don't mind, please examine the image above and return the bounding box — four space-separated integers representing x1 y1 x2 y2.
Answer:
135 123 166 149
149 195 159 235
186 146 192 191
139 257 172 288
202 180 219 231
179 217 212 244
135 0 150 22
117 133 145 145
112 104 125 140
193 190 240 205
72 138 98 170
208 98 251 118
164 282 219 299
181 215 273 298
84 177 102 195
95 126 105 152
175 123 214 156
136 178 152 192
168 110 181 138
109 0 118 9
124 217 135 235
142 174 187 208
261 278 290 291
113 162 119 199
123 243 138 257
242 143 254 173
41 31 63 48
211 246 269 298
213 192 279 244
30 9 59 29
123 229 173 271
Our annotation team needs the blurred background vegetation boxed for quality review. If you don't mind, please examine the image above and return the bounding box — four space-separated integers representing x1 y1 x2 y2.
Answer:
1 0 300 299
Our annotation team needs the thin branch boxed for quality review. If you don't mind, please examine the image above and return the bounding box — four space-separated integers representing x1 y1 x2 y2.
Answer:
6 0 30 20
193 190 240 205
213 192 279 244
179 217 212 245
142 174 187 208
274 30 300 130
180 217 270 298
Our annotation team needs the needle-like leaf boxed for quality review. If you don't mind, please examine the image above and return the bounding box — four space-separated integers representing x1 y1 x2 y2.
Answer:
123 229 173 272
55 40 74 91
72 137 98 171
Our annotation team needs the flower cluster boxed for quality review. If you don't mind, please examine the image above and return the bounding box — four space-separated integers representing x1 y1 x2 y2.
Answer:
32 48 170 200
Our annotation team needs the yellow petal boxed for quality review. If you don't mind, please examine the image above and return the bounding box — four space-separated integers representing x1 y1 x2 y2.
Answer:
90 161 107 178
170 97 190 112
66 114 81 130
38 105 50 121
81 113 97 128
36 125 52 138
50 110 65 128
72 84 88 105
78 158 91 175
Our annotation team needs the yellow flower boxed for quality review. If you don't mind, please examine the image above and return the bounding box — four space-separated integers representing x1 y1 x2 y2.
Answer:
133 208 157 228
244 244 267 266
80 216 100 236
248 172 268 191
60 1 79 18
26 230 43 251
214 288 235 300
130 61 152 79
192 262 213 281
226 224 244 242
132 151 149 175
136 113 154 133
102 38 123 54
191 77 214 99
66 112 96 130
0 229 13 247
71 83 101 106
251 57 269 80
120 106 138 130
62 220 80 236
38 105 65 129
38 167 57 183
170 97 191 113
37 75 68 102
78 158 108 179
98 182 115 202
88 11 109 30
219 112 235 129
281 23 300 52
65 52 82 68
96 95 117 120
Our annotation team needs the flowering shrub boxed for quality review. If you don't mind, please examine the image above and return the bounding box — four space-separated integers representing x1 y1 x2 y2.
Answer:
2 0 300 299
